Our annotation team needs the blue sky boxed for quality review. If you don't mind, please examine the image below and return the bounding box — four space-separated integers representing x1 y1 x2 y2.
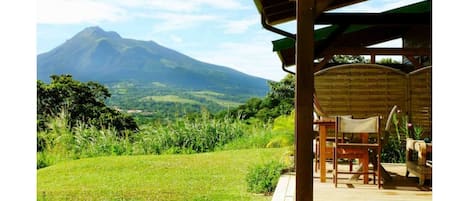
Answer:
37 0 422 81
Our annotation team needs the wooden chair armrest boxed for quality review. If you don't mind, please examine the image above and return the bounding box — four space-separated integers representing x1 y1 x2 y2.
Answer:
415 141 427 165
406 138 428 165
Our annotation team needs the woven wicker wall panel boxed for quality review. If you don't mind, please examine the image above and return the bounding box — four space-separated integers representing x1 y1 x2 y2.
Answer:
315 64 409 130
408 66 432 137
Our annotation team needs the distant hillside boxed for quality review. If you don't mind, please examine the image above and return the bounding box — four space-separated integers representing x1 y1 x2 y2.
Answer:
104 80 248 118
37 26 270 115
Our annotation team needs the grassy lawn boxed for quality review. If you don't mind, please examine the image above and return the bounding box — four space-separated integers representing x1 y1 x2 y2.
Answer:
37 148 286 201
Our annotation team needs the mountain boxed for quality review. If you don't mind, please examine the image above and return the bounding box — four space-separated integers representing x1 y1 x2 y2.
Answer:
37 26 269 97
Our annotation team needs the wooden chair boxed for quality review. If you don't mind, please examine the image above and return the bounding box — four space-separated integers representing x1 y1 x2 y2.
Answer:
350 105 398 182
333 116 382 188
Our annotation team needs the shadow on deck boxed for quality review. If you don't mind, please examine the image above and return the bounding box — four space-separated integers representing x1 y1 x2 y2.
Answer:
272 163 431 201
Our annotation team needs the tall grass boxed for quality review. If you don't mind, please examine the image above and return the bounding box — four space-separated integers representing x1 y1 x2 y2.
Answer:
37 111 256 168
219 122 275 150
220 112 294 151
134 113 247 154
37 111 134 168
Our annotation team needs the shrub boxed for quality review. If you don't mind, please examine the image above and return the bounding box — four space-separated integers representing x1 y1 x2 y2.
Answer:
246 161 286 195
37 152 55 169
265 112 294 148
381 135 405 163
265 134 291 148
381 112 426 163
218 122 274 150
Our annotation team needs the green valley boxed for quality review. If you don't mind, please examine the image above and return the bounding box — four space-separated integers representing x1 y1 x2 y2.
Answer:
104 80 246 120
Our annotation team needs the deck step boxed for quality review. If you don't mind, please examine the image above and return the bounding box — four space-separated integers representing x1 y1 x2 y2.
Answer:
272 173 295 201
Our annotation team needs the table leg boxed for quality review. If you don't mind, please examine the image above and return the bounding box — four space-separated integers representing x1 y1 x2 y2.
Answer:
320 125 326 182
361 133 369 184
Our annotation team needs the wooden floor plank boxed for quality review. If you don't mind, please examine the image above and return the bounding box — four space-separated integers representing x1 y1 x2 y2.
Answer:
273 163 431 201
272 175 288 201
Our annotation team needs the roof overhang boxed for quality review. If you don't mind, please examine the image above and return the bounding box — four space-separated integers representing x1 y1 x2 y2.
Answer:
254 0 367 25
271 0 432 67
252 2 432 200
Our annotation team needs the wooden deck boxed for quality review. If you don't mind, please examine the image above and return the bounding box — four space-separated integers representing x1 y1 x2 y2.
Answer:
272 163 432 201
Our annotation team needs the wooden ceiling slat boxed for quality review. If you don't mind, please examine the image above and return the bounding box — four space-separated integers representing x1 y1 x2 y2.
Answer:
263 4 295 24
262 0 292 10
264 7 295 19
324 0 368 11
257 0 366 25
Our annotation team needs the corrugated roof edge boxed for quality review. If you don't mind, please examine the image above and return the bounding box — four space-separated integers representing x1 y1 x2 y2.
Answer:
272 0 430 52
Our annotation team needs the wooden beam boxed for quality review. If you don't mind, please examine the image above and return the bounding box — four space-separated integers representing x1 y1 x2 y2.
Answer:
296 0 314 200
269 0 366 13
315 13 431 25
404 55 424 69
315 24 350 58
371 53 376 64
263 1 294 15
313 54 333 73
315 1 335 18
323 47 431 56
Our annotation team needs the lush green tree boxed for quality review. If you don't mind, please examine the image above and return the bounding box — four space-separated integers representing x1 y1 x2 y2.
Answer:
265 74 295 114
378 57 400 64
330 55 400 65
37 75 138 133
331 55 367 63
222 74 295 122
266 74 295 103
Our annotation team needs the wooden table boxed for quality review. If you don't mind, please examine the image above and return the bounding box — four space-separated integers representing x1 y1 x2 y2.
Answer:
314 119 335 183
314 119 373 184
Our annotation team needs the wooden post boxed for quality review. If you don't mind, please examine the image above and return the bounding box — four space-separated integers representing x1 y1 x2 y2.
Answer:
296 0 314 200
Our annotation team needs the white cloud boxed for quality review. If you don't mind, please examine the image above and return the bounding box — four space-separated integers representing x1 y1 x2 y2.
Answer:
121 0 248 32
224 18 258 34
150 12 218 32
191 39 287 81
37 0 127 24
196 0 247 10
117 0 245 12
37 0 249 30
170 35 183 43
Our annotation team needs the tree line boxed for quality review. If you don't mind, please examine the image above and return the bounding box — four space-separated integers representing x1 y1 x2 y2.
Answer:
37 75 138 134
